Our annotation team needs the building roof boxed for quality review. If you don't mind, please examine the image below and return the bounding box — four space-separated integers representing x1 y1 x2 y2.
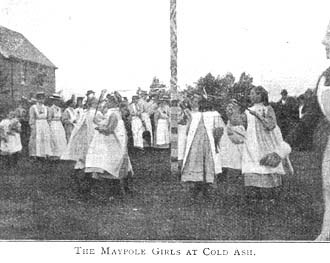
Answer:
0 26 56 68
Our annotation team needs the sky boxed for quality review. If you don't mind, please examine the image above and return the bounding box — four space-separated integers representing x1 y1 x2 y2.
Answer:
1 0 330 101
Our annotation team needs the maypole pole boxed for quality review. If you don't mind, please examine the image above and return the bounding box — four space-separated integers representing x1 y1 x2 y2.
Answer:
170 0 179 175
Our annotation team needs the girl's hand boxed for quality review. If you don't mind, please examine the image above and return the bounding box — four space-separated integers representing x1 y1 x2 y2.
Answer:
260 152 281 167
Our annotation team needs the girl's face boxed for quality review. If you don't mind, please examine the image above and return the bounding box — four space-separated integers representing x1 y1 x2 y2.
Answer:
37 98 45 104
249 88 261 104
191 97 200 109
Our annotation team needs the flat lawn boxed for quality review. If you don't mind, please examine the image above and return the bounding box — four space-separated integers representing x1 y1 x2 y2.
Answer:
0 148 324 240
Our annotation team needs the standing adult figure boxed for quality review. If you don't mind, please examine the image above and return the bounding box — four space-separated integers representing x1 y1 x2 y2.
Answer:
62 97 99 174
28 92 52 159
62 99 77 142
48 94 67 159
275 89 298 141
85 95 133 198
15 99 29 155
154 96 171 149
129 95 145 149
316 20 330 241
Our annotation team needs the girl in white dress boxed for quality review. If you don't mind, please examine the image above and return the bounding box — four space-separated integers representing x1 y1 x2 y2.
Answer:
28 92 52 159
48 95 67 159
154 98 170 149
62 99 77 142
181 96 225 199
129 96 145 149
85 95 133 199
220 101 246 171
316 20 330 241
0 111 22 166
242 86 292 207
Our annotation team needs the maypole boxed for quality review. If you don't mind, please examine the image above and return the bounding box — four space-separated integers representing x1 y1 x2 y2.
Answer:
170 0 179 175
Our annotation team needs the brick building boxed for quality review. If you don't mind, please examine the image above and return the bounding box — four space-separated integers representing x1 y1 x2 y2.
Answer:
0 26 57 110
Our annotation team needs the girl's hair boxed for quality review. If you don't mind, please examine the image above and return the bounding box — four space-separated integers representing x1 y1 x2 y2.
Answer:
107 95 118 106
253 85 269 106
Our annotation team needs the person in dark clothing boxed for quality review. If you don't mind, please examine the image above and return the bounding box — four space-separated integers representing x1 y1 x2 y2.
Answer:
290 89 322 151
275 89 299 141
15 99 30 156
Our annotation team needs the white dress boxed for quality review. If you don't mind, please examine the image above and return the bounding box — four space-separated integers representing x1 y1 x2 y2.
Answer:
61 109 97 170
129 103 145 149
242 104 292 188
155 106 170 147
220 123 245 170
181 111 224 183
29 104 52 157
48 105 67 158
0 118 22 155
85 108 133 178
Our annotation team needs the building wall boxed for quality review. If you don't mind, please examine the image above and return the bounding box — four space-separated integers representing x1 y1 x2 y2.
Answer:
0 54 56 111
0 55 13 111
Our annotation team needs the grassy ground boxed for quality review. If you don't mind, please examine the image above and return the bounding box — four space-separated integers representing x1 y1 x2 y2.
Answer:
0 148 325 240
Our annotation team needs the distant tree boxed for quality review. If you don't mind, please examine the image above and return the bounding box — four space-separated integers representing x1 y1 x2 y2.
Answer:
195 73 233 119
228 72 254 111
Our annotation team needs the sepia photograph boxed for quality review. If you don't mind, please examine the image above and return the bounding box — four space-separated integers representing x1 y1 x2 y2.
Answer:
0 0 330 244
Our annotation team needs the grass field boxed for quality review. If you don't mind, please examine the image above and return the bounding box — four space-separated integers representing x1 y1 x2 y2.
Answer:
0 148 325 240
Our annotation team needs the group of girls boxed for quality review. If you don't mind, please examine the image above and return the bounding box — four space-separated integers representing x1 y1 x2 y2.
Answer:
178 85 293 208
